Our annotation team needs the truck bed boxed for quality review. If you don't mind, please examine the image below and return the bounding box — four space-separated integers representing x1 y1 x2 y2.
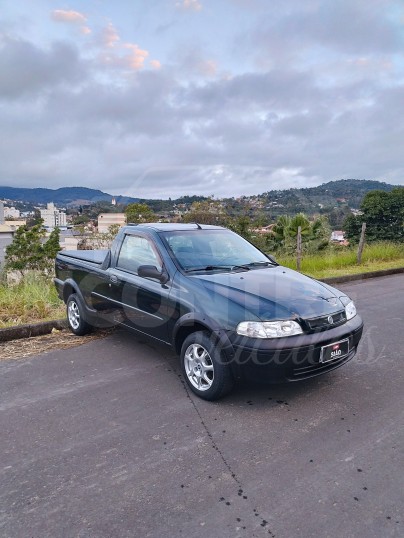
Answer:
59 250 109 265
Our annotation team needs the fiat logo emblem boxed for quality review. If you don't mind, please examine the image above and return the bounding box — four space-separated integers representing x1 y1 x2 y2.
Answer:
328 315 334 324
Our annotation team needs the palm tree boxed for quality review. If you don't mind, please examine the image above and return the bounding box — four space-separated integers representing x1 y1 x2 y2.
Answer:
288 213 311 238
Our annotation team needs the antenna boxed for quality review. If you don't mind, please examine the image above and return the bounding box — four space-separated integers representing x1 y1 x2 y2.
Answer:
194 223 202 229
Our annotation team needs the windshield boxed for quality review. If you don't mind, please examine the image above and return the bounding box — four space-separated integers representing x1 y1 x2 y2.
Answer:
161 229 273 272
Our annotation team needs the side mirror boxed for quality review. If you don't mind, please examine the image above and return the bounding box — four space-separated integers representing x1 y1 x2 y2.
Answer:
138 265 169 284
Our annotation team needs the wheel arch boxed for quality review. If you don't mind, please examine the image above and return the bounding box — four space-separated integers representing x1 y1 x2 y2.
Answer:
174 321 212 355
172 313 235 358
62 279 81 304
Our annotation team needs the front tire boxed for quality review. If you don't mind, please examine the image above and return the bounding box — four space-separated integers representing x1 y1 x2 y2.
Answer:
66 293 92 336
180 331 234 401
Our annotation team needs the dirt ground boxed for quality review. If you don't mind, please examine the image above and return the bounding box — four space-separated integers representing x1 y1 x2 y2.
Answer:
0 329 112 361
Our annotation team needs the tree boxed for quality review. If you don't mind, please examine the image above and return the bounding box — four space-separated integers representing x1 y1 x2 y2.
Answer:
5 222 60 276
343 214 363 243
327 206 352 228
344 188 404 243
361 188 404 242
182 199 230 226
125 203 156 224
72 214 90 225
229 215 252 240
77 224 121 250
288 214 311 239
271 215 291 246
26 209 43 228
311 215 329 238
43 228 61 271
268 214 331 253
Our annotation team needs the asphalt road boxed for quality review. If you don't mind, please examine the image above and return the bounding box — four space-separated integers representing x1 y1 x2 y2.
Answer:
1 274 403 538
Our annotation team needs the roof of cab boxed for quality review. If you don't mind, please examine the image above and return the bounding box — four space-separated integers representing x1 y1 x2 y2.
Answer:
124 223 226 232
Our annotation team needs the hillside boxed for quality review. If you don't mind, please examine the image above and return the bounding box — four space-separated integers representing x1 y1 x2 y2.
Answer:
258 179 396 214
0 179 398 213
0 186 138 206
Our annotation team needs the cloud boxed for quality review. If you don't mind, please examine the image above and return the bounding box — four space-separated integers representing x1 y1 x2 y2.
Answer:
101 22 120 48
97 22 154 71
51 9 91 35
174 48 218 78
199 59 217 77
243 0 403 73
1 49 403 197
175 0 202 12
100 41 150 71
123 43 149 69
50 12 157 71
51 10 87 24
0 37 85 99
1 1 404 197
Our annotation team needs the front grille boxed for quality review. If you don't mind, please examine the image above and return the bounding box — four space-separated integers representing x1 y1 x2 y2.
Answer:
289 349 356 380
305 310 346 331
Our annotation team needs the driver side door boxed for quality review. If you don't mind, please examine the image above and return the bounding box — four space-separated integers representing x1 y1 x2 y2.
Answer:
108 233 173 343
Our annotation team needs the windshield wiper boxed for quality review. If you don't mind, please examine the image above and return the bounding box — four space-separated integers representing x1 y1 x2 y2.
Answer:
185 265 250 273
237 260 277 269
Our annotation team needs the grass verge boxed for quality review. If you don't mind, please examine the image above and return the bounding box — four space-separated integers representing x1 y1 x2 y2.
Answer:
278 242 404 279
0 273 65 328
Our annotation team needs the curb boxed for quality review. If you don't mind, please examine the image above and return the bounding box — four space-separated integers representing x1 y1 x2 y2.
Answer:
0 319 67 343
1 267 403 343
320 266 404 285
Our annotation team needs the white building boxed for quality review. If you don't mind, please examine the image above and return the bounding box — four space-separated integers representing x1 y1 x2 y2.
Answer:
40 202 67 229
331 230 346 242
0 202 16 268
4 206 20 219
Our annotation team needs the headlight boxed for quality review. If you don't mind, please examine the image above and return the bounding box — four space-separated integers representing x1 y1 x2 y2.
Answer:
236 320 303 339
345 300 357 320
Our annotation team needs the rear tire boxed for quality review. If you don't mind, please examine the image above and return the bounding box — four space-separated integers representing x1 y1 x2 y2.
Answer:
66 293 92 336
180 331 234 401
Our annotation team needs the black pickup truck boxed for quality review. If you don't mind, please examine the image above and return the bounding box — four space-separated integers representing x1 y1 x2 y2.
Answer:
55 223 363 400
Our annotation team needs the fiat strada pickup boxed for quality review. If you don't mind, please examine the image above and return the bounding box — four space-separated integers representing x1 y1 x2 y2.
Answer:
55 223 363 400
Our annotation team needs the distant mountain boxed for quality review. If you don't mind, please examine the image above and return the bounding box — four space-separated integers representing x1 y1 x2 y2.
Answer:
0 179 399 212
258 179 397 213
0 186 138 206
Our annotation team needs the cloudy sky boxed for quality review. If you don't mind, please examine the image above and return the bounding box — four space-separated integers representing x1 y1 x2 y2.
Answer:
1 0 404 198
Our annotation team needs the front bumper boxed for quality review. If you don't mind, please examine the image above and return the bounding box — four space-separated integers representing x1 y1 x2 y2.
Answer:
225 315 364 382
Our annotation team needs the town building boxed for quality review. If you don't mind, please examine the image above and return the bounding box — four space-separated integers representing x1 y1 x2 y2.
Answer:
4 219 26 229
330 230 349 245
3 206 20 219
59 229 81 250
40 202 67 229
98 213 126 233
0 202 16 268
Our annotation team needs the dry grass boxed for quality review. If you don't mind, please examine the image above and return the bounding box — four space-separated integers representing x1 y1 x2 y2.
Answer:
0 328 112 361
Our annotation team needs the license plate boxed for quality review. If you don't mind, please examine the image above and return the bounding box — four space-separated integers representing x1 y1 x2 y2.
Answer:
320 338 349 363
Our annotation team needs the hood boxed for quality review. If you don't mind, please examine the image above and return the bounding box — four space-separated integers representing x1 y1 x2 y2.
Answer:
193 266 346 321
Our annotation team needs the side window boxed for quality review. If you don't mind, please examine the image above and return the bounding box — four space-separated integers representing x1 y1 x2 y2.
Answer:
117 235 162 274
